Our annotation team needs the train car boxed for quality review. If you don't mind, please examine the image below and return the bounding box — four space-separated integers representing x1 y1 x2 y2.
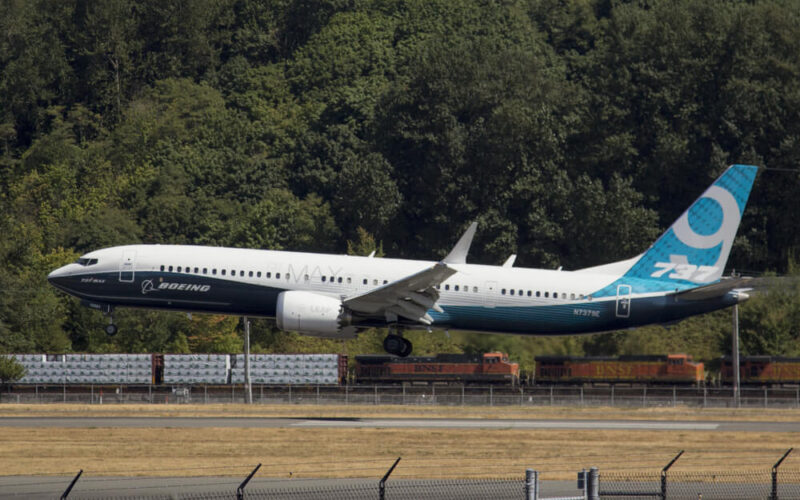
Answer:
534 354 704 385
354 352 520 386
721 356 800 385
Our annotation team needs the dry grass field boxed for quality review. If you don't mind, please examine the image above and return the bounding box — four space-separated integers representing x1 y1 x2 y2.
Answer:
1 404 798 480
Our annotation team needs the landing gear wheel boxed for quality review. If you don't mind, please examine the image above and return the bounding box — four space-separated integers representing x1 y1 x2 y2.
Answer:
383 334 413 357
104 323 118 336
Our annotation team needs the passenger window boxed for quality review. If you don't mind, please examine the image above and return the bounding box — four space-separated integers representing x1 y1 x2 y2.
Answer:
455 285 460 291
160 265 165 271
536 291 541 297
347 277 351 284
527 291 532 297
222 270 226 276
510 289 514 296
338 277 343 283
373 279 378 286
194 267 199 273
579 294 585 300
286 273 290 279
464 286 468 292
445 285 450 291
322 276 327 282
276 273 281 279
267 272 272 278
501 289 506 295
203 268 208 275
177 266 182 272
570 293 575 300
562 293 566 299
212 269 217 275
383 280 388 284
544 292 549 298
169 266 173 272
305 274 310 281
518 290 523 296
231 270 235 276
256 271 261 278
363 279 368 285
473 286 478 292
240 270 244 277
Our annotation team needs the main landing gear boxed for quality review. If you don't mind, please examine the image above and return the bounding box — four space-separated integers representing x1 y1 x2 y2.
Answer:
104 308 118 336
383 328 412 357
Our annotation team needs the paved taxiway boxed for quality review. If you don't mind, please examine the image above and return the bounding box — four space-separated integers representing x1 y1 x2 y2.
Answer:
1 416 797 432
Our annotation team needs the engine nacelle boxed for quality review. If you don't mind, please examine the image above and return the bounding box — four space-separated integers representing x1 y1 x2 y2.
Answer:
276 291 356 338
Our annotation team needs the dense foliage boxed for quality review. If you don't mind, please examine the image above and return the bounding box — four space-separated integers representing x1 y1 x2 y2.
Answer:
1 0 799 368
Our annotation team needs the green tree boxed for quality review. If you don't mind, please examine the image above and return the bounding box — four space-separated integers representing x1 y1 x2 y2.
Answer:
0 356 26 392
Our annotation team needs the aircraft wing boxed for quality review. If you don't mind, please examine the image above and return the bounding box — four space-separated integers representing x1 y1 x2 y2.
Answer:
672 277 752 301
343 262 457 325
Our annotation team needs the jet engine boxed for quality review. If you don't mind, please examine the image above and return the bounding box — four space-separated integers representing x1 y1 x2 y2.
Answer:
275 291 356 338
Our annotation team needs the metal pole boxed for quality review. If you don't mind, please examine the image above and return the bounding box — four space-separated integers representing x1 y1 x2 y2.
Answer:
525 469 538 500
661 451 684 500
243 316 252 404
772 448 793 500
236 463 261 500
732 303 741 408
60 470 83 499
379 457 401 500
588 466 599 500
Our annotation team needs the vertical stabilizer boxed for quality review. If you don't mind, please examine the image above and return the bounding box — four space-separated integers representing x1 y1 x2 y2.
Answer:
620 164 758 289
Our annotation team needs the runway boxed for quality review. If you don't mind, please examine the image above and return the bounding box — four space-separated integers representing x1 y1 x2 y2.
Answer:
1 416 797 432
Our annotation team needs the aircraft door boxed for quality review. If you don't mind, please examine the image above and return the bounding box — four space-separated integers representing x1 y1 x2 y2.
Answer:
615 284 632 318
483 281 498 308
119 250 136 283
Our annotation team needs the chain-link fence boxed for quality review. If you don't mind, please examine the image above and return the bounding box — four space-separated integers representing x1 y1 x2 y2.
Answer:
600 469 800 499
5 383 800 408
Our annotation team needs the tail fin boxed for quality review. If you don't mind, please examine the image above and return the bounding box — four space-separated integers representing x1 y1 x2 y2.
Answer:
621 164 758 289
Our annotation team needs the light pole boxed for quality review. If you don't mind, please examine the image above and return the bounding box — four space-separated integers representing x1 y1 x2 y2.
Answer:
243 316 252 404
732 303 740 408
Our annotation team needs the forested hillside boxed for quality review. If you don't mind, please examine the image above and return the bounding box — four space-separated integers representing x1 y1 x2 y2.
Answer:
1 0 799 367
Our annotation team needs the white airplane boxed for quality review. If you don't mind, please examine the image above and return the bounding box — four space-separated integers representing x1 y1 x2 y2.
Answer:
48 164 758 356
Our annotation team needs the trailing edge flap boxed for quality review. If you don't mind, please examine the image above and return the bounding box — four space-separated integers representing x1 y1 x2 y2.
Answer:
343 262 457 324
673 277 752 301
443 221 478 264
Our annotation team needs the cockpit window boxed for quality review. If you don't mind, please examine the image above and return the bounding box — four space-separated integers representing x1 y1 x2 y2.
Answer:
76 258 98 266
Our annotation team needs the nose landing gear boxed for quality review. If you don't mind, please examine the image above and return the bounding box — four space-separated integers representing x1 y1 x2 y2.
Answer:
103 307 117 336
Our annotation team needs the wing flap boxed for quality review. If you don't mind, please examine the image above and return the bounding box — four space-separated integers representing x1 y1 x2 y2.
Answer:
343 262 456 323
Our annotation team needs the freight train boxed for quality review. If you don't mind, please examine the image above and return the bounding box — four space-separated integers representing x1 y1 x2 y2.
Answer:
354 352 520 386
12 352 800 387
534 354 705 385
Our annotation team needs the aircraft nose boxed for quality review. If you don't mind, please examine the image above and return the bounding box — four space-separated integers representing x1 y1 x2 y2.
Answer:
47 265 71 287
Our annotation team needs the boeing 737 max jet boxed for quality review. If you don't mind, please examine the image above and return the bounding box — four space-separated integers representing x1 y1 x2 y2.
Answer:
48 164 758 356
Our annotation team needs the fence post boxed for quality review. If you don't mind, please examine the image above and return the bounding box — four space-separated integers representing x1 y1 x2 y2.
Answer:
643 386 647 407
588 466 599 500
490 385 493 406
60 470 82 499
379 457 401 500
236 463 261 500
661 450 683 500
525 469 538 500
771 448 793 500
673 386 677 407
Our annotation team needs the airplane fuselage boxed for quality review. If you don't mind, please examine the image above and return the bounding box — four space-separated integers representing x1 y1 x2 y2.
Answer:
48 244 741 336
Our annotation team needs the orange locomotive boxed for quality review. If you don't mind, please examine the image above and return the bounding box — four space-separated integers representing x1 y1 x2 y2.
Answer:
535 354 704 384
355 352 520 385
721 356 800 385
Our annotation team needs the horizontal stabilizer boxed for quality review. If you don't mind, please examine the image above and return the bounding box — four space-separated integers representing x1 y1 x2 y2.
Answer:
673 277 752 301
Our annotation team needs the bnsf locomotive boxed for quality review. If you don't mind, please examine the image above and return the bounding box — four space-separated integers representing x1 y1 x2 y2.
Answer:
354 352 520 386
721 356 800 385
534 354 705 385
